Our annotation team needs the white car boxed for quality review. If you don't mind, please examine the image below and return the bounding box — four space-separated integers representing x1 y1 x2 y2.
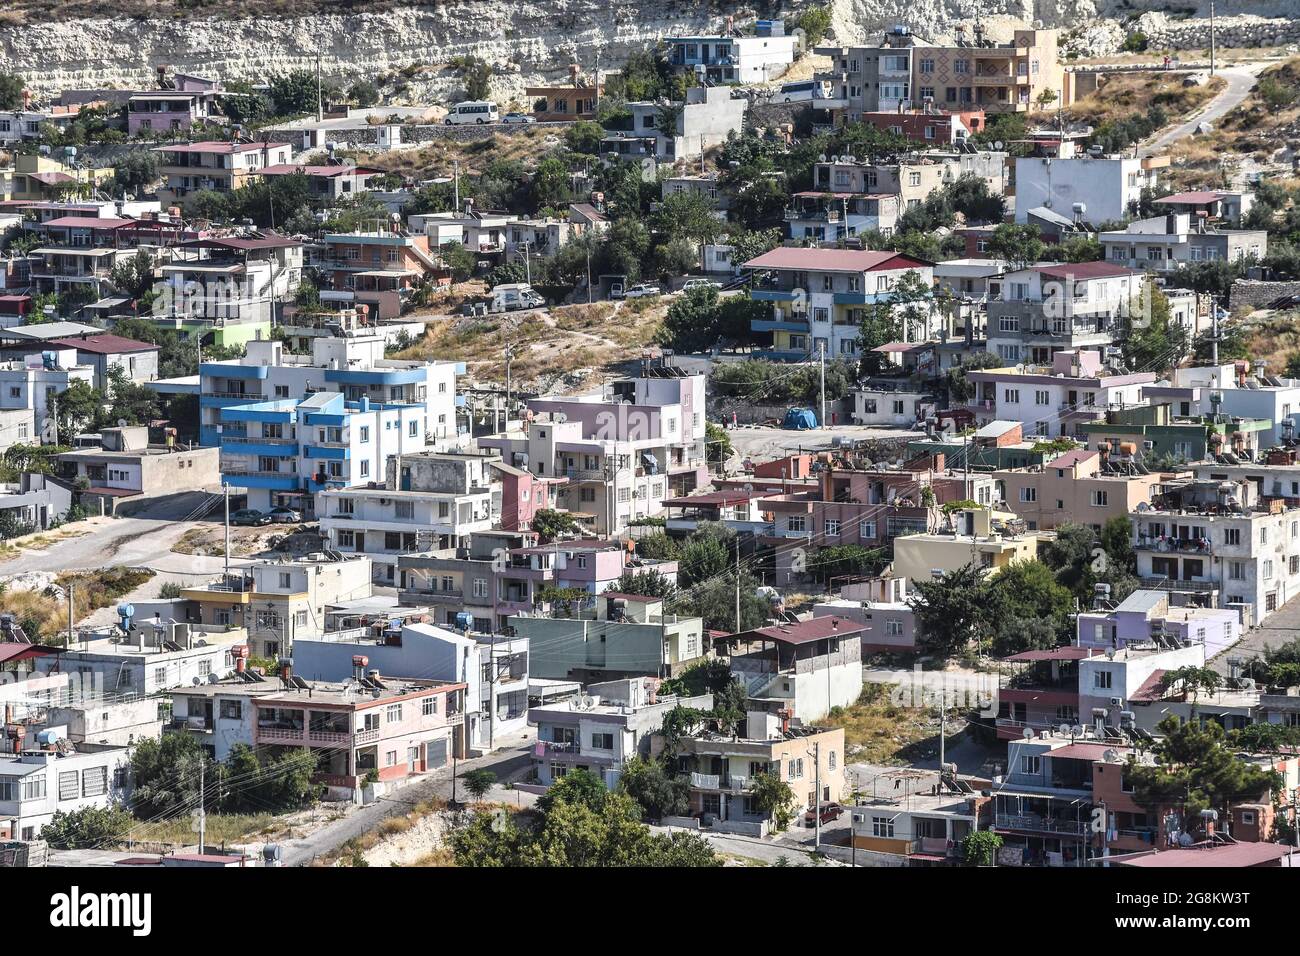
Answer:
681 278 721 292
624 284 661 300
501 112 536 125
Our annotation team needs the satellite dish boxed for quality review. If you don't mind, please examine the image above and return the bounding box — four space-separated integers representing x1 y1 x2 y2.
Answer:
1103 749 1120 762
1058 723 1071 736
1072 725 1083 737
993 140 1004 151
207 673 219 684
191 677 201 686
1022 728 1034 740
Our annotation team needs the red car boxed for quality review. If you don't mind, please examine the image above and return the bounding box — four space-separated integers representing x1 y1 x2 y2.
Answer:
804 802 844 825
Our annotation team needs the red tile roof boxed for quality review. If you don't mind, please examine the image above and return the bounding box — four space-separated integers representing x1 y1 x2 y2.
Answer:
41 216 133 230
1154 191 1226 205
1045 742 1119 762
1047 449 1098 469
1128 668 1168 703
1032 261 1137 281
154 141 290 154
731 616 868 645
0 644 63 664
47 334 159 355
1115 841 1291 868
742 248 931 273
1003 647 1104 662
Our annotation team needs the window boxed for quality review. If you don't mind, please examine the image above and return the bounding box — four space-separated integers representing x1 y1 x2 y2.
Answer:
1094 670 1113 689
1004 388 1020 404
787 516 806 533
59 770 80 801
1034 390 1049 406
886 619 904 636
1224 528 1241 546
395 500 414 520
1090 490 1108 506
591 732 614 749
220 699 242 720
422 697 437 716
360 460 370 478
828 751 837 770
279 572 291 588
1019 487 1037 503
860 520 877 538
359 426 370 443
82 766 107 797
1020 755 1041 775
386 703 403 722
825 519 840 536
871 816 895 838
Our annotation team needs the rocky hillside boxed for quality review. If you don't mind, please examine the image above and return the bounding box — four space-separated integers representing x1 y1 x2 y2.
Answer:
3 0 1300 98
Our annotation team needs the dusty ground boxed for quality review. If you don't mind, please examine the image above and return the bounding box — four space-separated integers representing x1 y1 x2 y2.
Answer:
355 127 568 180
171 522 325 558
1062 70 1224 128
394 297 668 395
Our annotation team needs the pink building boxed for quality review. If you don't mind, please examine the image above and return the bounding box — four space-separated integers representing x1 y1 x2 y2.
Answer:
128 72 224 136
492 460 559 532
993 448 1165 532
251 669 466 798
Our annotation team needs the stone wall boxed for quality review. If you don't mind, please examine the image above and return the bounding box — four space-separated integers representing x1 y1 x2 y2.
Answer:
1229 278 1300 308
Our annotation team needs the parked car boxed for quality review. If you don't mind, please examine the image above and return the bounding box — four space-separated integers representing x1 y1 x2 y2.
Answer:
624 284 661 300
681 278 722 292
266 506 303 524
230 509 271 527
501 112 536 125
804 802 844 825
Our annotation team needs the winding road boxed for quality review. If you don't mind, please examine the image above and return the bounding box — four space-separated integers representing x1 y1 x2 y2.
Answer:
1138 64 1267 157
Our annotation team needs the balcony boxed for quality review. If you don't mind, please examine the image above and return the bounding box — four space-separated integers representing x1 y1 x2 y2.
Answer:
689 773 751 792
1135 536 1212 554
536 740 580 756
995 813 1086 835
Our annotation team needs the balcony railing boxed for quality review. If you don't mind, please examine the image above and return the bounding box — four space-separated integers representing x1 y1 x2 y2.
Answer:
690 773 751 792
536 740 580 755
995 813 1086 835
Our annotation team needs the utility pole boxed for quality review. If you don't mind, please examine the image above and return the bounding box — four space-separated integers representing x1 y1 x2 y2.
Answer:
198 757 207 852
733 535 741 633
939 702 946 772
809 740 822 851
223 482 231 580
1210 0 1217 77
452 159 460 211
315 56 324 123
503 340 515 432
818 340 827 429
1210 304 1220 366
67 582 74 646
522 240 532 285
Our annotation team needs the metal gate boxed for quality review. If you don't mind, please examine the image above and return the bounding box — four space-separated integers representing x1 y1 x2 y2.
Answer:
425 737 448 769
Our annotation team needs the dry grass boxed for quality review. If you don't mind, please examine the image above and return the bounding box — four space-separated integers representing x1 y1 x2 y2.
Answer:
1 0 415 26
823 683 942 765
1062 72 1223 127
356 128 563 180
1240 313 1300 374
1 567 155 643
128 812 288 848
315 795 448 867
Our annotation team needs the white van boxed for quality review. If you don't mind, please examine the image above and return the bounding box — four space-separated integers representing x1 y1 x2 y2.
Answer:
445 101 500 125
773 80 832 104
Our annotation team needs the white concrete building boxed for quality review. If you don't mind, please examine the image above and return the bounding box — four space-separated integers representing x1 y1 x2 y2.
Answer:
319 451 498 584
0 347 94 445
1100 213 1267 272
0 743 132 841
666 32 799 84
1169 363 1300 449
623 86 748 163
1013 153 1162 225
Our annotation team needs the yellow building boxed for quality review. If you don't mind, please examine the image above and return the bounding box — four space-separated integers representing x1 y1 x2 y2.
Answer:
10 154 114 202
892 506 1051 581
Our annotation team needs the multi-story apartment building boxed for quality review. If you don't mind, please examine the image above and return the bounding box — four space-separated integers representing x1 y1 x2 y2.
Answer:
1169 362 1300 450
316 224 445 320
169 672 283 761
249 667 467 798
993 447 1165 532
318 451 498 584
481 371 707 535
816 26 1067 122
157 232 304 347
722 617 868 722
1153 189 1255 226
0 742 132 841
179 553 375 658
1077 588 1241 659
511 591 705 683
292 621 530 756
1080 401 1270 465
1129 476 1300 625
126 70 225 135
200 336 460 514
1100 213 1267 272
398 536 673 632
850 775 988 865
529 677 712 788
984 262 1194 366
154 140 294 207
0 346 94 444
619 86 747 163
676 721 845 837
666 28 798 84
744 247 934 360
785 191 901 243
966 349 1156 438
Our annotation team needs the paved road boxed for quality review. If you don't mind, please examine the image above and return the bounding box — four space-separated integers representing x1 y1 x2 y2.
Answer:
1139 65 1265 157
281 742 534 866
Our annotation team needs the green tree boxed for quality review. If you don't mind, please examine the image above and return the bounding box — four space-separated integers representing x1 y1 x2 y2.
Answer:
40 806 134 849
631 531 680 561
531 156 571 212
268 70 333 118
793 6 833 45
564 120 605 155
654 190 723 246
53 380 105 445
349 79 381 107
987 222 1045 272
219 744 317 813
705 421 732 467
661 285 721 351
111 152 161 197
129 732 214 819
908 562 992 657
810 544 887 583
1158 666 1223 714
856 300 901 375
461 768 498 804
678 534 730 587
0 74 24 111
1127 715 1276 832
610 568 678 599
439 241 477 282
678 570 769 633
531 508 579 543
988 559 1075 655
458 57 493 100
618 756 689 819
1122 280 1189 375
963 830 1002 866
749 770 797 830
